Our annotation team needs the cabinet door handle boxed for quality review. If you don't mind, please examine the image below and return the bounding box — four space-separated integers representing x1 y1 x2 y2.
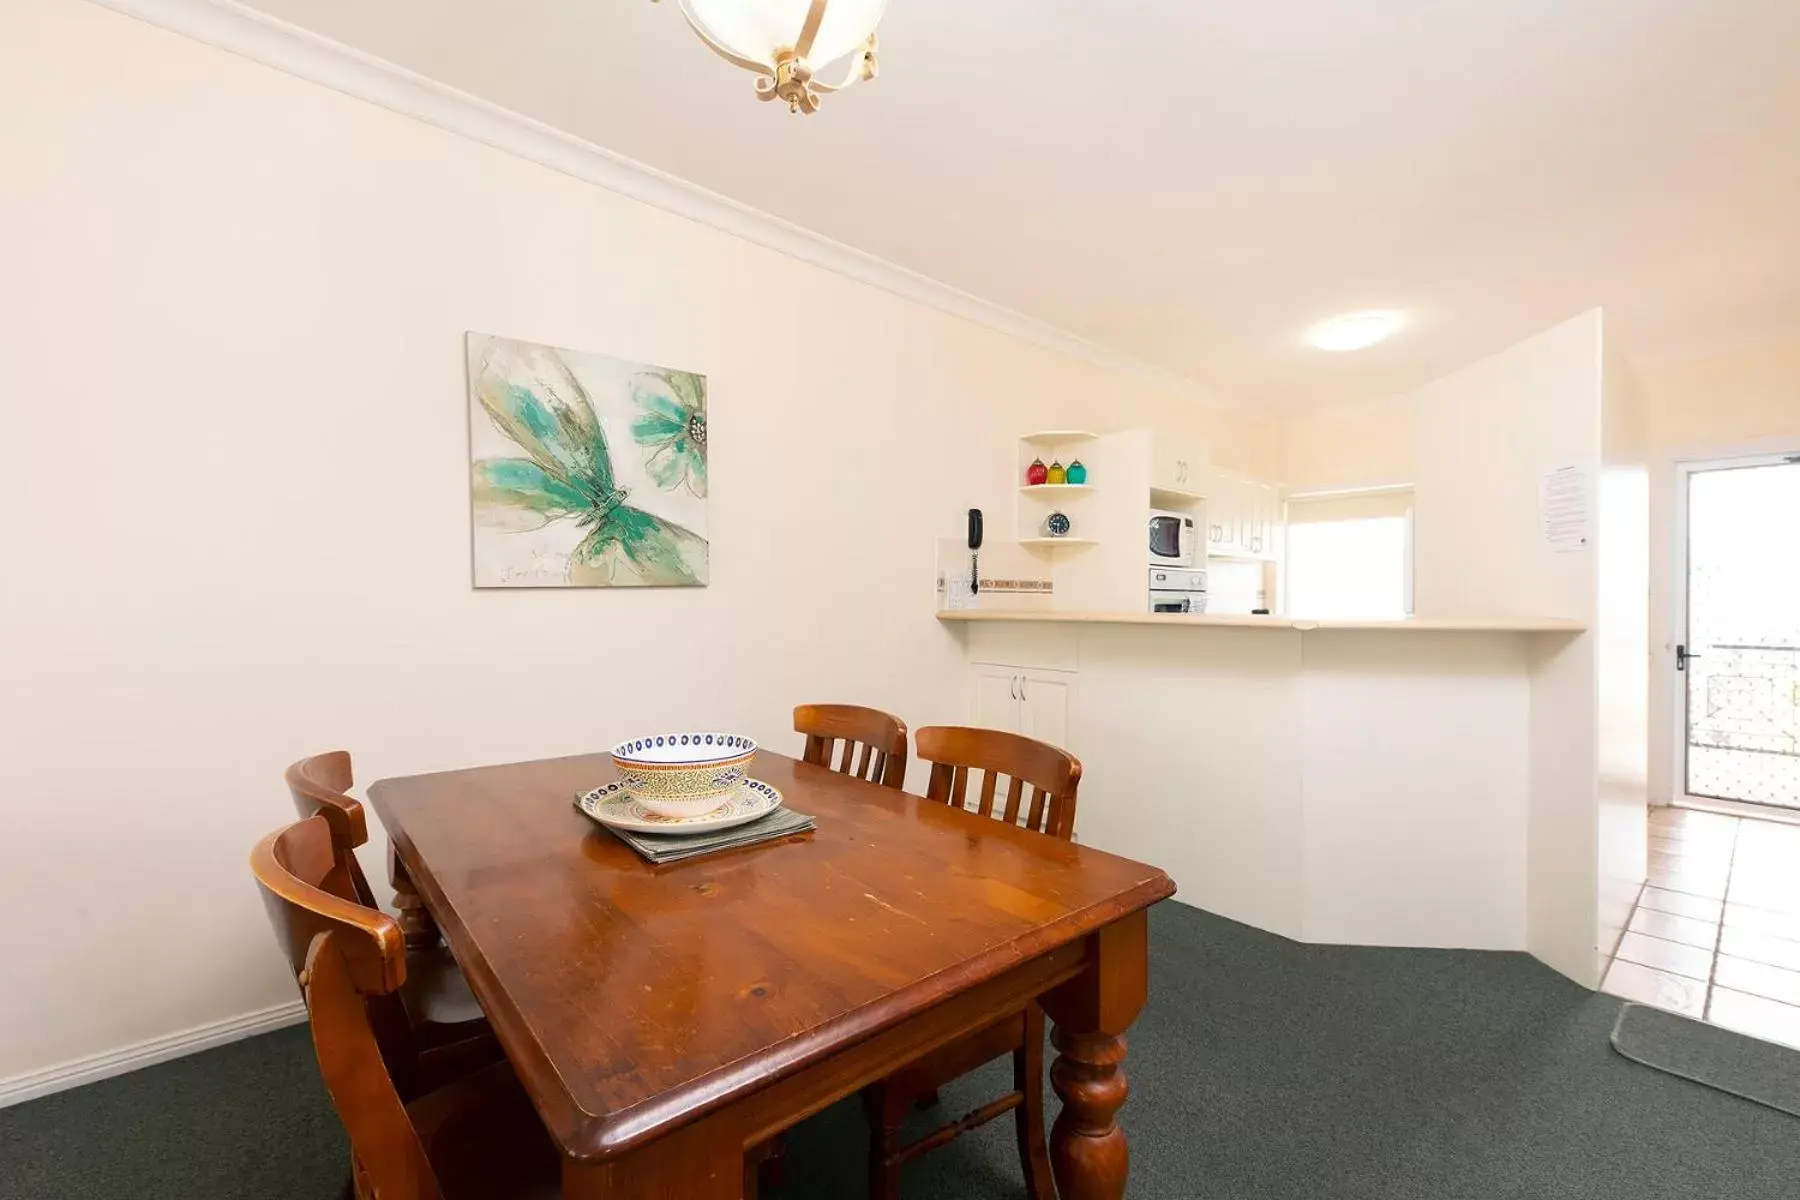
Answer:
1009 675 1018 700
1018 676 1028 701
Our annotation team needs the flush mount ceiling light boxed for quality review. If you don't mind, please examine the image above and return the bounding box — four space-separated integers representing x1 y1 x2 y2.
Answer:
1304 310 1407 352
654 0 887 115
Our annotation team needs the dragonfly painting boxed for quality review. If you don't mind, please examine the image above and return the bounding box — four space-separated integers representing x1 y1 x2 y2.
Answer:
466 333 709 588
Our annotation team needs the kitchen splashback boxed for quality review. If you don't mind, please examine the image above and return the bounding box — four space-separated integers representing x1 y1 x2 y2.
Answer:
935 538 1054 610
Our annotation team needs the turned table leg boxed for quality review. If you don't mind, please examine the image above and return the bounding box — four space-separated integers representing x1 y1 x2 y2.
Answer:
1041 908 1151 1200
389 845 440 950
1048 1028 1130 1198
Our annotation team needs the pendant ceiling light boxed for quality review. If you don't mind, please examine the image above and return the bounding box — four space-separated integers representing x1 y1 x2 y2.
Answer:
654 0 887 114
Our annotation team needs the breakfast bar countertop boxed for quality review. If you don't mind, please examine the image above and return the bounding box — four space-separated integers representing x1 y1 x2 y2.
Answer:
936 610 1587 633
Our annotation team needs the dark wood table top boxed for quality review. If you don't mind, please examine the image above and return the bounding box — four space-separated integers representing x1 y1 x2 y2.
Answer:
370 750 1172 1162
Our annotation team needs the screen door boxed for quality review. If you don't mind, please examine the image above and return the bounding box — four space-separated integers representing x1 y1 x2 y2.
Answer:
1681 456 1800 808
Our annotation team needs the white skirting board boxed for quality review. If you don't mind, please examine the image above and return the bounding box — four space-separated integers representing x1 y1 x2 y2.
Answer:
0 999 307 1109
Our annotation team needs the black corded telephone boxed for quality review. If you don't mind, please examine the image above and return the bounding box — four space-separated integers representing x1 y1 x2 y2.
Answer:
967 509 983 595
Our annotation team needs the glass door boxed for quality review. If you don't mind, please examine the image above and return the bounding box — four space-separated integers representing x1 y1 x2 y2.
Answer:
1681 456 1800 809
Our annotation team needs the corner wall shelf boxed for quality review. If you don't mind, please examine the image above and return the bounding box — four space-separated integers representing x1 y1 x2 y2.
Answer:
1019 537 1097 548
1020 430 1098 446
1020 484 1095 496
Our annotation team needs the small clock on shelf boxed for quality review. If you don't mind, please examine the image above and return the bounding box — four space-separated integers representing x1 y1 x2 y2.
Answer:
1043 512 1072 538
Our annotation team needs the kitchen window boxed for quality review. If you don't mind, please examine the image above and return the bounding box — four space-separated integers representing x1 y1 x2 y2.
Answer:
1284 491 1414 620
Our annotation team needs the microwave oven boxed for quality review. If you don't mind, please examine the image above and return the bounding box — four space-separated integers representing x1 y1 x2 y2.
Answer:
1148 509 1197 568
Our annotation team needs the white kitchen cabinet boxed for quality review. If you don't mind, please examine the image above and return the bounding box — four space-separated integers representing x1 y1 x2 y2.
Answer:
1151 435 1202 497
965 662 1079 836
968 663 1077 751
1238 483 1262 557
1248 481 1281 560
1203 474 1282 561
1230 478 1256 556
1017 670 1073 747
972 663 1020 730
1203 472 1249 556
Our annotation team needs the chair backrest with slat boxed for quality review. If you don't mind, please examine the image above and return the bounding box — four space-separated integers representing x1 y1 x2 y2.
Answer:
285 751 377 907
252 816 444 1200
914 726 1082 840
795 704 908 790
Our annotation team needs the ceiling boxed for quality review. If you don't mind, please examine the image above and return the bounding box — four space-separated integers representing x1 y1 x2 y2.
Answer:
238 0 1800 410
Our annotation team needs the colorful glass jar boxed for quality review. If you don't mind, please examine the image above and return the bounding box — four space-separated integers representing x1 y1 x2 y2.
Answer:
1026 457 1049 486
1046 460 1067 485
1066 459 1088 485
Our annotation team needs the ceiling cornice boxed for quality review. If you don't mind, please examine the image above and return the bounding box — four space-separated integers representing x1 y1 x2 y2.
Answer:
90 0 1241 413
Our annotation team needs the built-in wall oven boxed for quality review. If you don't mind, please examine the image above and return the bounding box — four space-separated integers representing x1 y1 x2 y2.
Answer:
1149 566 1208 613
1148 509 1196 568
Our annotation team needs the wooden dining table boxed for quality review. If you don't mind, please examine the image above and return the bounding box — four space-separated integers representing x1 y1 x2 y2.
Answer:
369 749 1174 1199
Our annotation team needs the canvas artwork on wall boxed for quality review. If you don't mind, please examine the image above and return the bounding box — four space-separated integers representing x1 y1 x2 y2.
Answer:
466 332 708 588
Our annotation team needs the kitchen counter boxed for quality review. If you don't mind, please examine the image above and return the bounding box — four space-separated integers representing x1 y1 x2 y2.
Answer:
937 610 1586 632
944 606 1597 978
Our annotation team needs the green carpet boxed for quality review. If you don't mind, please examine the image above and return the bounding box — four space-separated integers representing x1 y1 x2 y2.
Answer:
4 902 1798 1199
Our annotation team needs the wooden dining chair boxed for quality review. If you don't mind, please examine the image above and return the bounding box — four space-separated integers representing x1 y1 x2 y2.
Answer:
251 815 560 1199
285 751 378 906
860 726 1083 1200
917 725 1082 838
287 750 438 949
284 752 495 1097
793 703 908 789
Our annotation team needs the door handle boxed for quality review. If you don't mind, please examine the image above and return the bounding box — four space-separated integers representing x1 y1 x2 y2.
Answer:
1676 644 1702 671
1009 676 1018 700
1018 677 1027 701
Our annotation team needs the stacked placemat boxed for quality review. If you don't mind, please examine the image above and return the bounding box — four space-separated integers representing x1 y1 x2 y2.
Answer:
591 804 815 865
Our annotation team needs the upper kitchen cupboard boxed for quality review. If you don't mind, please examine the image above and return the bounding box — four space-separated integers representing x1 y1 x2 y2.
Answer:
1150 433 1204 501
1202 472 1281 562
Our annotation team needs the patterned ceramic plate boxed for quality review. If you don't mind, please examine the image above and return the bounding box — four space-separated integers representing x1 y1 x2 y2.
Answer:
575 777 784 836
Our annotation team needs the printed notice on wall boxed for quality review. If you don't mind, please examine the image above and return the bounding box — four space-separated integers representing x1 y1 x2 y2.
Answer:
1539 465 1591 552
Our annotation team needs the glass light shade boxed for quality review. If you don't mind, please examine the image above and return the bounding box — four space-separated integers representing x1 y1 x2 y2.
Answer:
679 0 889 69
1304 310 1407 352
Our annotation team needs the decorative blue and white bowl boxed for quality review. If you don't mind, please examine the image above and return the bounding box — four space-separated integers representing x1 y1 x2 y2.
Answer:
610 732 758 819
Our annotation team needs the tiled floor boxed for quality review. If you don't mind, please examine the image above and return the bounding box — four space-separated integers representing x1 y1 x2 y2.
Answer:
1601 805 1800 1047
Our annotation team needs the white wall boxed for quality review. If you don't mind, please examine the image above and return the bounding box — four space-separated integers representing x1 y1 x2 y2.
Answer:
0 0 1271 1088
1412 312 1602 623
1066 625 1308 938
1595 340 1650 972
1280 394 1418 492
1412 310 1606 985
1298 632 1529 948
